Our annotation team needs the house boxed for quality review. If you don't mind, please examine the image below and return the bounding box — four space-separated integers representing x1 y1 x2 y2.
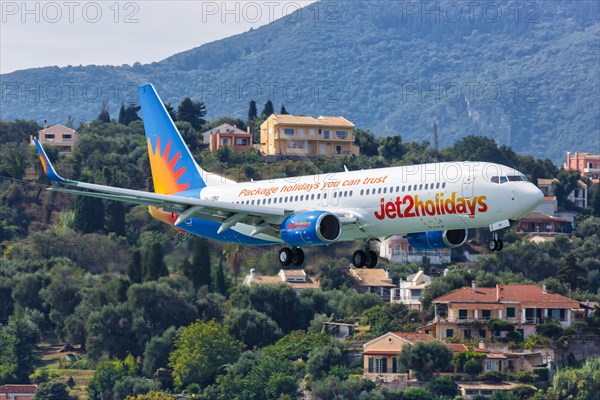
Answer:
0 384 37 399
380 235 450 265
565 151 600 183
260 114 360 158
458 382 535 399
349 268 397 302
423 283 583 341
242 268 319 293
30 124 77 153
537 178 588 209
363 332 435 375
516 211 573 235
391 268 431 310
201 123 252 152
449 343 544 374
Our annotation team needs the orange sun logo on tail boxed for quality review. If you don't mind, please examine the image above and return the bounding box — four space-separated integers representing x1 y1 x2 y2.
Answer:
38 154 48 174
147 136 191 194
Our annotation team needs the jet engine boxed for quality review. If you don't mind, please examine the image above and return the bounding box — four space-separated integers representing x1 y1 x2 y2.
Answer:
406 229 468 250
280 211 341 246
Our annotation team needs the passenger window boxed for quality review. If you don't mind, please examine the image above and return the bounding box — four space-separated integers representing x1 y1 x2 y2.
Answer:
333 192 337 198
442 182 446 189
396 186 400 192
295 196 299 201
311 194 315 200
350 190 353 196
317 193 321 200
419 184 423 190
366 189 370 195
402 185 405 192
360 189 364 195
324 193 327 199
436 182 440 189
383 188 387 194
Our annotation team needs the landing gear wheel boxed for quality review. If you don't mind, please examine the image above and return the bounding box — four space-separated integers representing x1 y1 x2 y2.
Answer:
279 247 292 266
352 250 367 268
496 240 504 251
365 250 378 269
488 239 498 252
291 248 305 266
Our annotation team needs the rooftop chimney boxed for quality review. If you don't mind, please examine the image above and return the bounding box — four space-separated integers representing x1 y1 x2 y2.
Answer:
542 283 547 294
471 280 476 293
496 284 502 301
250 268 255 279
478 341 486 350
386 269 391 279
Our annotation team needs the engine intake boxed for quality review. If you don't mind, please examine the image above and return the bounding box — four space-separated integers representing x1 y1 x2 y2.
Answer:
407 229 468 250
280 211 341 246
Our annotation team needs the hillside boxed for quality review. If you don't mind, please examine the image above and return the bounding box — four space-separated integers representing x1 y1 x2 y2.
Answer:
1 0 599 162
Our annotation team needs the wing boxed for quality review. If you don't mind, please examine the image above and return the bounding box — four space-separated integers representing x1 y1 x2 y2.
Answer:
34 139 291 236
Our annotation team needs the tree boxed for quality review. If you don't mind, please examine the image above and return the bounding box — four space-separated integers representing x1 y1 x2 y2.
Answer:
87 360 125 400
164 103 177 121
190 238 211 288
225 308 282 349
33 381 76 400
127 250 143 284
280 105 289 114
248 100 257 122
557 252 587 291
143 242 168 282
169 320 242 388
398 341 453 380
317 262 355 290
590 183 600 217
73 195 105 233
97 101 111 123
552 169 581 210
551 357 600 399
118 103 141 126
0 311 38 383
354 128 379 157
40 262 83 339
487 318 515 340
261 100 274 117
105 200 126 236
213 253 227 295
142 327 178 377
307 345 343 378
378 135 406 160
427 377 459 397
177 98 206 130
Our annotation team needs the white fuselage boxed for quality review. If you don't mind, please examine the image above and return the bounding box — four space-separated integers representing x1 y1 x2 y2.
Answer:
198 161 543 243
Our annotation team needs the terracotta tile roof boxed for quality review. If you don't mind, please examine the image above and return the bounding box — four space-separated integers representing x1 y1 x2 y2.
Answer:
243 270 320 289
268 114 355 127
0 385 37 394
537 178 558 186
393 332 435 342
433 284 580 309
521 211 572 223
350 268 396 287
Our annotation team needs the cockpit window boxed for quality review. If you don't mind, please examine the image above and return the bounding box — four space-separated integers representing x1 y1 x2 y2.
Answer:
492 174 528 184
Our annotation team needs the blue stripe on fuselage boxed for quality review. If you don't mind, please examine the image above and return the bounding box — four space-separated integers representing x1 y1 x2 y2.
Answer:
175 217 278 245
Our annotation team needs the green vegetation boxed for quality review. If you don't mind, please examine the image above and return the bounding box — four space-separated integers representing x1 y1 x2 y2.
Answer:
1 110 599 399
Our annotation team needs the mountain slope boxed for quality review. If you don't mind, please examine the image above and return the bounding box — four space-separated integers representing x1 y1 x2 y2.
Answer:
1 0 598 162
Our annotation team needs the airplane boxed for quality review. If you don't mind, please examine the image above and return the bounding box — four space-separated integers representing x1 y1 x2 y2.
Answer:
34 83 544 269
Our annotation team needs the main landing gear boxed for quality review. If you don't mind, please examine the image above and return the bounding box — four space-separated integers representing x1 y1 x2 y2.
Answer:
352 239 379 269
488 232 504 252
279 247 305 267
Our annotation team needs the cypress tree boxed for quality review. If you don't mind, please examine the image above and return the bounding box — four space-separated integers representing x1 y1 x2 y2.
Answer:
143 242 168 281
118 102 126 124
73 195 105 233
214 251 227 295
191 238 211 288
280 105 289 114
127 249 142 283
248 100 257 121
261 100 274 117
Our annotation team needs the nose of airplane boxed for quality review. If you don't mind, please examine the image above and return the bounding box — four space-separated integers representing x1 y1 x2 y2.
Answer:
517 183 544 217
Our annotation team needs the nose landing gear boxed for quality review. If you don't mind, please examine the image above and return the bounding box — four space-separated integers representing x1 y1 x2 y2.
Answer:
488 232 504 252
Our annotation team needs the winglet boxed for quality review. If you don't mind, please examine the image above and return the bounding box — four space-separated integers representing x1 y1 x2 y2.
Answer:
33 139 69 184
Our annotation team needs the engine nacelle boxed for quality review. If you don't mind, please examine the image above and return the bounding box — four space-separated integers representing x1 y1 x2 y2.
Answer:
280 211 341 246
407 229 468 250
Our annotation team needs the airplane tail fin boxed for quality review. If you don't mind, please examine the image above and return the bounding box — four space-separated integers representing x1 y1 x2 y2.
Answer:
138 83 206 195
34 138 71 184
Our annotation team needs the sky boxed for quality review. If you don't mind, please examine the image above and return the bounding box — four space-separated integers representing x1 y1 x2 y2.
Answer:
0 1 315 73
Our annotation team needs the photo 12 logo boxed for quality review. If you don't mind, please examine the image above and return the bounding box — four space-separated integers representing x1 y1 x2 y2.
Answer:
1 1 140 24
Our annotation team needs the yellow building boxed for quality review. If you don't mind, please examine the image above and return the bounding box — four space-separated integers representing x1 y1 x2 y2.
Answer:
260 114 360 157
30 124 77 153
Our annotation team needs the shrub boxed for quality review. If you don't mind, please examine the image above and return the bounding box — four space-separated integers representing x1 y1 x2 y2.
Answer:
481 370 505 382
533 366 549 381
464 360 483 375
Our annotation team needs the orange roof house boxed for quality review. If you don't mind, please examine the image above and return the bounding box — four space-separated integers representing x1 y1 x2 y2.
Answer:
422 283 583 341
242 268 319 293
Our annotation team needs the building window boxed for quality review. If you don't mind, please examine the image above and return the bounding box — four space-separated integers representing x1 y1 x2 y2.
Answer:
235 138 248 146
479 329 486 338
63 134 72 140
459 309 468 320
336 130 347 139
486 361 493 371
464 329 471 339
506 307 515 318
336 145 342 154
284 128 294 136
482 310 491 320
323 130 330 139
446 328 454 338
45 134 55 139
